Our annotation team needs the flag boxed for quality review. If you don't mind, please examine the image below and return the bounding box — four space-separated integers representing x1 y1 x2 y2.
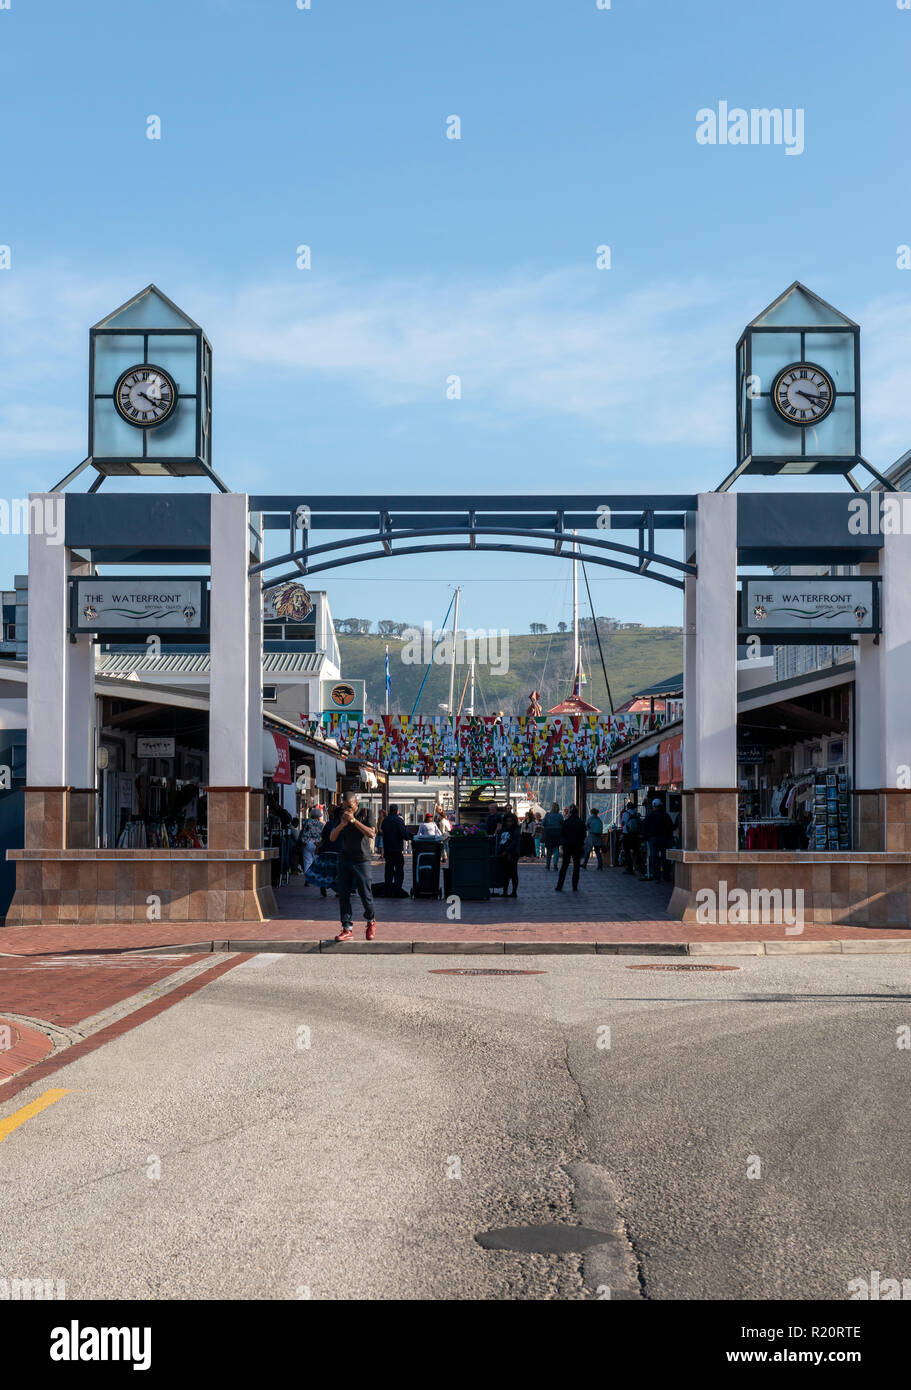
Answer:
385 644 390 694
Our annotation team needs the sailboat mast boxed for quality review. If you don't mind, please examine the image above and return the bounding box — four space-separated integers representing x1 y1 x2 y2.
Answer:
448 585 461 714
572 532 579 696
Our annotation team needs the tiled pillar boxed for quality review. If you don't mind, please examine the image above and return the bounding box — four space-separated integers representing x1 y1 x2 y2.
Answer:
682 493 739 850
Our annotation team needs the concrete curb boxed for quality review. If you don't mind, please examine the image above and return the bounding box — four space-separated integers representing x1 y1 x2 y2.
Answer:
114 937 911 957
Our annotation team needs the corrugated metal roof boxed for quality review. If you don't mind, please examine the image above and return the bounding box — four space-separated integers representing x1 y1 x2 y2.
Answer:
95 651 326 677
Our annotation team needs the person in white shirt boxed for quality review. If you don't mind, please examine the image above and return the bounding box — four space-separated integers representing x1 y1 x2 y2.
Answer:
415 813 443 838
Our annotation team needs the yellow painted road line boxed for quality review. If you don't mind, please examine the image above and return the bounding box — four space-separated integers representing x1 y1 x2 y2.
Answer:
0 1089 74 1143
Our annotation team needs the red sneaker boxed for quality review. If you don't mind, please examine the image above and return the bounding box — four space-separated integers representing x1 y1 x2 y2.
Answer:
365 921 376 941
334 928 354 943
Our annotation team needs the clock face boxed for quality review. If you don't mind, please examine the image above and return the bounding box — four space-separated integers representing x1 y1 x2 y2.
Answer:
113 364 178 428
771 362 835 426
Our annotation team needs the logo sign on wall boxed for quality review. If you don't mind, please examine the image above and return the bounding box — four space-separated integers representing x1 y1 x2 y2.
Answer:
739 576 880 637
71 578 206 633
320 679 365 716
136 736 176 758
264 582 313 623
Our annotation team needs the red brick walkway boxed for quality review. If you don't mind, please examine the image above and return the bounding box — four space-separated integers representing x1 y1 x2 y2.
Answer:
1 859 908 952
0 954 207 1026
0 1016 54 1080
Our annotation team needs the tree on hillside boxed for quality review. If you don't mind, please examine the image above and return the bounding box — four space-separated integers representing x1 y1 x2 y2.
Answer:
557 621 567 633
529 622 547 635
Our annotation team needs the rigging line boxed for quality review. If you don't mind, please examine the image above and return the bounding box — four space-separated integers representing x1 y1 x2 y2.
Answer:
455 664 472 716
410 593 455 718
580 555 615 714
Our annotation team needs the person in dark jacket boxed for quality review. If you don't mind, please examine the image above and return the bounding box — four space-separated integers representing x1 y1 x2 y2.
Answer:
484 804 503 837
496 812 521 897
380 804 412 895
556 805 586 892
329 793 377 942
642 798 675 882
542 802 563 871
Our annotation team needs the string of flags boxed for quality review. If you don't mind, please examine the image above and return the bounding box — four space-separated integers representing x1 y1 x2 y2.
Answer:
310 712 664 776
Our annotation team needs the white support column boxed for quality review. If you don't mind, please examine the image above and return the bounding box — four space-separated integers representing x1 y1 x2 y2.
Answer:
66 557 96 789
210 493 257 786
683 492 738 789
880 515 911 786
26 494 68 787
854 560 883 790
247 511 264 789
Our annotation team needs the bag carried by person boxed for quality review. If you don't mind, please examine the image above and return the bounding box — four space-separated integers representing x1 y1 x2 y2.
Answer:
306 850 338 889
626 810 641 835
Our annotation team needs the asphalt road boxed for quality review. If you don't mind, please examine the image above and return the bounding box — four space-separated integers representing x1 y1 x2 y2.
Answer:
1 952 909 1300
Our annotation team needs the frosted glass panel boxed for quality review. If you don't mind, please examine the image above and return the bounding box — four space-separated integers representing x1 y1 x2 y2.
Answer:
100 289 195 330
753 285 853 328
808 400 855 455
94 335 144 392
148 335 197 395
149 396 196 457
806 332 854 388
751 397 802 456
750 332 801 393
93 400 142 458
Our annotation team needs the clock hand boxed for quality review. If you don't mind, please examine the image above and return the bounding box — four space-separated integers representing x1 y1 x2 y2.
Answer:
795 390 823 405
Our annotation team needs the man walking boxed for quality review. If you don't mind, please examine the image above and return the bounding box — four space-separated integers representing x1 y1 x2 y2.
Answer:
620 800 642 875
555 805 586 892
380 803 411 896
583 806 604 870
330 793 377 941
642 797 675 882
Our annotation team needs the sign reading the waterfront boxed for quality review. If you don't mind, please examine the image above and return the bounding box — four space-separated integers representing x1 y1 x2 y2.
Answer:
739 577 880 636
71 578 206 633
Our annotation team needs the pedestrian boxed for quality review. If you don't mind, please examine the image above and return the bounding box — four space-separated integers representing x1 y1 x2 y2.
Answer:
380 802 411 896
542 801 562 871
415 812 443 838
438 809 452 835
496 811 521 897
583 806 604 870
620 800 642 876
555 804 586 892
306 805 339 897
533 811 544 858
484 803 502 837
642 798 676 882
288 816 303 874
329 793 377 942
519 809 536 858
299 806 323 880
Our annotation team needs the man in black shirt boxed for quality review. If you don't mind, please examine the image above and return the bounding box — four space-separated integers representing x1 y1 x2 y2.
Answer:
555 805 586 892
380 803 411 896
329 793 377 941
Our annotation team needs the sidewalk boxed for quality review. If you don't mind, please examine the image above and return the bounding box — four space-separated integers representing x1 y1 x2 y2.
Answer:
1 859 908 954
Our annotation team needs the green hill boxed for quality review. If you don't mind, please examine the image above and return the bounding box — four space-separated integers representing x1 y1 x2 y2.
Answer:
337 627 683 717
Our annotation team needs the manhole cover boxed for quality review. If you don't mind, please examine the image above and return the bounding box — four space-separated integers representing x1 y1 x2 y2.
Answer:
476 1224 612 1253
627 963 740 972
429 968 546 976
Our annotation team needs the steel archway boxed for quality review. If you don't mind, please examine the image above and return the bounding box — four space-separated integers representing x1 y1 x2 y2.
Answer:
249 495 697 589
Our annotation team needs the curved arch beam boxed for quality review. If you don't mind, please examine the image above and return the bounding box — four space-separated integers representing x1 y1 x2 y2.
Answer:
262 541 687 590
251 523 694 582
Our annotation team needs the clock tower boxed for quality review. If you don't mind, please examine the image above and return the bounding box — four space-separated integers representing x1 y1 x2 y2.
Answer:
54 283 227 492
720 280 895 491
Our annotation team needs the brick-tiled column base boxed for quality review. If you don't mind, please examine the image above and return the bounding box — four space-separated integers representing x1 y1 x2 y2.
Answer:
668 850 911 926
681 790 738 852
4 850 277 925
205 787 265 851
854 790 911 853
22 787 97 850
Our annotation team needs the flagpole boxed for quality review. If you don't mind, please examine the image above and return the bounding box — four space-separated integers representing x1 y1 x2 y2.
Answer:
385 643 390 716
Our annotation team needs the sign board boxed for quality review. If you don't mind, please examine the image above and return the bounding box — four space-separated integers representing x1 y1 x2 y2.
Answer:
320 679 365 715
71 577 206 634
739 576 880 638
737 744 765 765
630 754 641 791
136 736 175 759
270 733 291 785
264 582 313 623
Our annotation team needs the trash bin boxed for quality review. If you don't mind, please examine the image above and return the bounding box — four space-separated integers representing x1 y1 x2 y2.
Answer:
411 840 444 899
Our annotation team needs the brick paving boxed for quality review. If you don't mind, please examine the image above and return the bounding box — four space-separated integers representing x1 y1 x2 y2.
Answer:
0 954 208 1027
0 1016 54 1080
0 858 908 953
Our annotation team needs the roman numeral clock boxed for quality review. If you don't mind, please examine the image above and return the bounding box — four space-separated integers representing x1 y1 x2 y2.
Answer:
720 280 895 492
54 284 227 492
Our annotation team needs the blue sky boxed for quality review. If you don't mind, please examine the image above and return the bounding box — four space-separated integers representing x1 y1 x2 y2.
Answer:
2 0 911 638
